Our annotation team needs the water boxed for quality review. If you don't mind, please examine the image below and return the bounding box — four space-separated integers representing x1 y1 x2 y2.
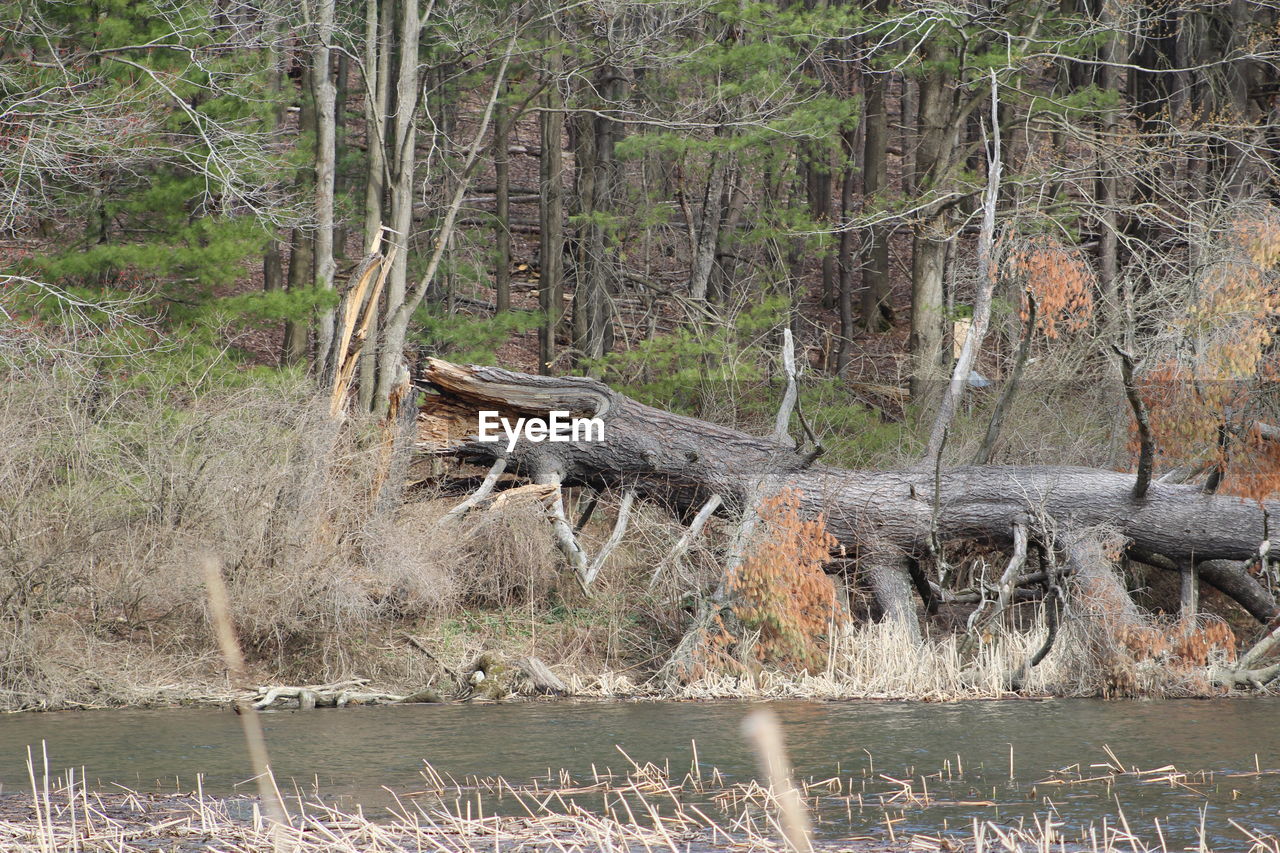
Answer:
2 698 1279 848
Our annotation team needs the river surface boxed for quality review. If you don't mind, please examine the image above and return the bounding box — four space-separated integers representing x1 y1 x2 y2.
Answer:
2 698 1279 848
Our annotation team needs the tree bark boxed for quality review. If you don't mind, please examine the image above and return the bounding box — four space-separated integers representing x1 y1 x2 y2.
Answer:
357 0 393 411
836 126 856 375
1094 0 1121 330
262 27 285 304
372 0 421 411
539 40 566 374
283 64 317 366
570 65 623 369
908 50 956 398
333 50 351 260
311 0 338 378
421 360 1277 626
688 143 727 304
494 81 512 314
860 62 892 332
709 168 746 306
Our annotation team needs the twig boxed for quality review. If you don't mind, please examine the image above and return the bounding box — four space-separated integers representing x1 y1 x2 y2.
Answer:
961 520 1029 660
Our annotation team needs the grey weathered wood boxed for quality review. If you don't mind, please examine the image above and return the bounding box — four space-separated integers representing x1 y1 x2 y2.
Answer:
1180 558 1199 618
421 359 1277 625
517 656 569 696
584 490 634 587
651 493 722 590
772 328 800 447
925 72 1001 467
995 521 1028 620
442 455 508 522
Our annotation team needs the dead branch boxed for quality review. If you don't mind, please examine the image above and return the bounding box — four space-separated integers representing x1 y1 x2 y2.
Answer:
583 490 635 587
651 493 723 590
442 455 509 522
975 291 1036 465
1113 344 1153 500
924 71 1002 467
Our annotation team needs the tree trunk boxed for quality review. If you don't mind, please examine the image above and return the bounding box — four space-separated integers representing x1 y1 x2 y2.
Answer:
1095 43 1119 326
861 62 892 332
420 360 1277 629
539 41 566 374
909 230 948 397
358 0 393 411
372 0 421 412
908 52 956 398
836 122 857 375
494 81 511 314
264 237 283 293
709 165 746 305
899 73 915 195
807 148 835 310
688 144 727 304
312 0 338 379
283 64 317 366
262 27 286 304
571 66 622 370
283 223 313 365
333 50 351 260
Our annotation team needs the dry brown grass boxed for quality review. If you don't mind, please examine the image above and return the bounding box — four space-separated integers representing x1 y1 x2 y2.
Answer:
0 360 1255 710
7 743 1274 853
0 365 666 710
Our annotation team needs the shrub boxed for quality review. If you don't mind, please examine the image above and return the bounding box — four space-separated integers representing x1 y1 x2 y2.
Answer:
725 488 839 673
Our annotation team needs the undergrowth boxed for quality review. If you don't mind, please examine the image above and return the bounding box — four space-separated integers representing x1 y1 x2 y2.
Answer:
0 352 1254 710
0 358 690 710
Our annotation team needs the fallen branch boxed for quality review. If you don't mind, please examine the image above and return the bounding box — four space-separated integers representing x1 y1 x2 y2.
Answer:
987 520 1030 626
251 680 407 709
515 656 570 696
1128 546 1278 624
442 455 509 522
535 471 592 591
1211 622 1280 689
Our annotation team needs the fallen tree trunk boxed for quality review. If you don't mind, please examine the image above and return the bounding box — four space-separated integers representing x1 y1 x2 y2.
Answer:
418 360 1277 628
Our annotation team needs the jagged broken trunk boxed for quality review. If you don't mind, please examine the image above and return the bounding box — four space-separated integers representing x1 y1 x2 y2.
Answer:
418 359 1278 628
